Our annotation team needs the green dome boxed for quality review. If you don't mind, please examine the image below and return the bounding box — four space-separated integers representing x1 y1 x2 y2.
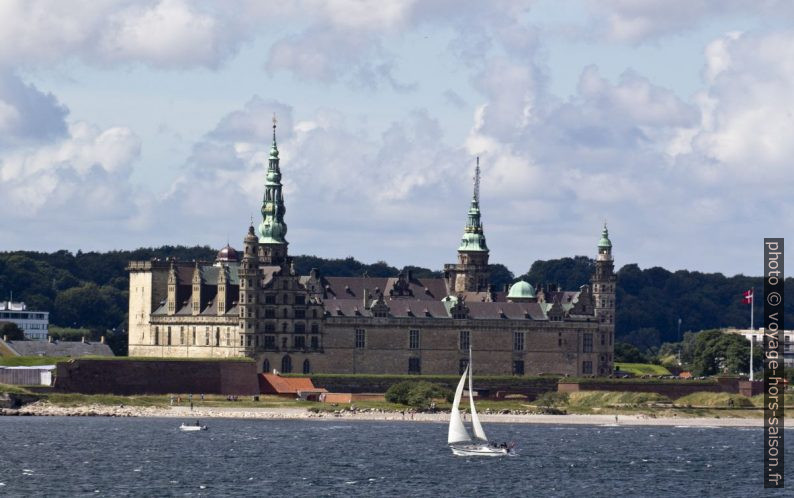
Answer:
598 224 612 248
507 281 535 299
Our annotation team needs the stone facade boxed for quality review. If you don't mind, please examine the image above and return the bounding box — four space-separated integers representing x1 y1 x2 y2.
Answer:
127 121 616 376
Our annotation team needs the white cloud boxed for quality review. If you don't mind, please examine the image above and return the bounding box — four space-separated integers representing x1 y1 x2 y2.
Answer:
0 0 243 69
0 121 141 219
99 0 232 68
685 31 794 184
588 0 794 43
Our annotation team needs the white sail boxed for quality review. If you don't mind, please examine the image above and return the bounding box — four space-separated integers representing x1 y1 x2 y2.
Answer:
467 356 487 441
448 365 471 444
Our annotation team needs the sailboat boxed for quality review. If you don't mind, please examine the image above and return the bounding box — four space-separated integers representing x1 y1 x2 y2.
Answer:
447 348 511 457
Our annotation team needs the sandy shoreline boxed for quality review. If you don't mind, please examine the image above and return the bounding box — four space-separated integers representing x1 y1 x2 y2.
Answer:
0 402 762 427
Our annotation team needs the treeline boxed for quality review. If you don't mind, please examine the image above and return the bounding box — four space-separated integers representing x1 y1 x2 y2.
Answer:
1 248 790 352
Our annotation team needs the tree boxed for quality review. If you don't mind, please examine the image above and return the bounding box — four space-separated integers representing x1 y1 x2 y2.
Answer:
690 329 760 376
0 322 25 341
614 342 648 363
488 264 514 290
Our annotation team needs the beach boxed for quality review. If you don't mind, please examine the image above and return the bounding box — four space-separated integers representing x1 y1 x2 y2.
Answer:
1 401 762 427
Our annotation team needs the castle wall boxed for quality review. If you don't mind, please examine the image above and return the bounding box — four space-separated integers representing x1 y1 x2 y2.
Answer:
55 359 258 395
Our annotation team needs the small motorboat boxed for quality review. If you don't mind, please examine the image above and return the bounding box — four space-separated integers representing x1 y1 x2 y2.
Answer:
179 423 208 432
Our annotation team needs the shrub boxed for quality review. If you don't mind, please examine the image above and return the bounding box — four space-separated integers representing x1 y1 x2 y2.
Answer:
535 392 569 408
385 381 452 408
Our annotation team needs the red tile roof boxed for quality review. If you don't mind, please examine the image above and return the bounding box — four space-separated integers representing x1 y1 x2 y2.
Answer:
259 373 324 394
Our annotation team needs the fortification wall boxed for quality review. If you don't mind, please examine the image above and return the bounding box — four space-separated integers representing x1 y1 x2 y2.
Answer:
55 359 258 395
557 378 741 399
306 374 559 399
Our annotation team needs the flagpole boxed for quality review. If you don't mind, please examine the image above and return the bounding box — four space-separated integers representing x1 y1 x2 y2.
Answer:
750 287 754 331
749 287 754 381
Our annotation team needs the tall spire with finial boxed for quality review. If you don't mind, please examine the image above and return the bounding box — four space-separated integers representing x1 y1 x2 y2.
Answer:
458 156 488 252
258 114 288 251
473 156 480 204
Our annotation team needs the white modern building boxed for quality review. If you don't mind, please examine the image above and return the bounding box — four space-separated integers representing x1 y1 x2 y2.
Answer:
0 301 49 341
727 328 794 367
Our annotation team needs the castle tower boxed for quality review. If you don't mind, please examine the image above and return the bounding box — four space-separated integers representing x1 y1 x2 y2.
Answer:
444 158 490 293
258 115 288 266
592 223 616 374
239 224 259 352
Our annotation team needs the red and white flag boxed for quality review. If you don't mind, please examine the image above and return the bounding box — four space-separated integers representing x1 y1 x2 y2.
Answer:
741 289 753 304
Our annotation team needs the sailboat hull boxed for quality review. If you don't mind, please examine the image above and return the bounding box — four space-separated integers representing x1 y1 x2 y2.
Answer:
450 443 509 457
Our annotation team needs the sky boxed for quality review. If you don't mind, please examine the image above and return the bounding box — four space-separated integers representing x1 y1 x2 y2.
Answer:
1 0 793 278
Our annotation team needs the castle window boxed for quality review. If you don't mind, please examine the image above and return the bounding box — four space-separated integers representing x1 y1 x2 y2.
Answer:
459 358 468 374
265 308 275 319
225 331 230 345
192 327 196 344
281 355 292 373
265 323 276 333
180 329 185 344
513 331 524 351
311 323 319 333
263 358 270 373
513 360 524 376
295 309 305 319
311 336 319 350
303 359 311 374
583 333 593 353
409 329 420 350
582 360 593 375
265 295 276 305
166 327 171 346
459 330 470 351
294 323 306 333
295 295 305 305
264 336 276 349
600 333 605 346
408 357 421 374
154 327 159 345
215 328 220 346
294 336 305 349
312 309 317 318
355 329 366 349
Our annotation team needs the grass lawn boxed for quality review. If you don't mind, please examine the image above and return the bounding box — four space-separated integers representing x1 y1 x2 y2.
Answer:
0 356 71 366
614 362 672 376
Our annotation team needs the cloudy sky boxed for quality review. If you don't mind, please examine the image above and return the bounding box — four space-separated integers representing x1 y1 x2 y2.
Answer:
1 0 792 277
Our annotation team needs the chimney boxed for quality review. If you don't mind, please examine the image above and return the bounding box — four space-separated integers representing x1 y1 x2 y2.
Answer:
363 287 369 310
100 336 106 344
81 336 86 344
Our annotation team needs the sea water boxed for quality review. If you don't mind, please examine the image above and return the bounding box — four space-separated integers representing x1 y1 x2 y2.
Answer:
0 417 790 497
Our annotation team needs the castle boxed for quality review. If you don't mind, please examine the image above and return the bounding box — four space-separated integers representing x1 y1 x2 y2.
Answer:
127 121 616 376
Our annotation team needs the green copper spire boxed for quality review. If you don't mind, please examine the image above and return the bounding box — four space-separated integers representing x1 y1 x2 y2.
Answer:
598 222 612 249
258 114 288 244
458 157 488 252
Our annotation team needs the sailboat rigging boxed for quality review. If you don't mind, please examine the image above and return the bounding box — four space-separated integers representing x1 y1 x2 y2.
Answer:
447 348 512 457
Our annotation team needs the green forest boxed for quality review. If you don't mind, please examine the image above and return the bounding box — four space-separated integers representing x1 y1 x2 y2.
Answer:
0 248 789 356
